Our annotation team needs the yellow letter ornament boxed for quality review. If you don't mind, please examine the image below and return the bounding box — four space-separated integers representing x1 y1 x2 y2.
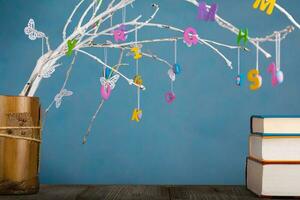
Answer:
133 75 143 86
247 69 262 90
131 47 142 60
131 108 142 122
253 0 276 15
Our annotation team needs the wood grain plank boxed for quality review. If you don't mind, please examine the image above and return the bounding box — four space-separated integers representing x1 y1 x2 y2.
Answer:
169 186 293 200
0 185 296 200
76 185 170 200
0 185 89 200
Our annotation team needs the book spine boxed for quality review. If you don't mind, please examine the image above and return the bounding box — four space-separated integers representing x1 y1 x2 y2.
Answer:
251 132 300 137
248 157 300 165
250 116 255 133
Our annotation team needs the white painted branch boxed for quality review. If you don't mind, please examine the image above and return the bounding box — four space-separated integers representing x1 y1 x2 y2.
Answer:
45 52 78 114
84 41 174 69
252 25 294 42
87 37 242 69
184 0 271 58
202 39 248 50
124 46 174 69
44 36 51 51
63 0 85 41
76 15 142 48
91 19 234 68
26 55 63 97
78 0 134 35
76 49 146 90
83 47 123 144
91 0 103 20
86 37 180 48
24 0 291 96
85 13 112 36
132 22 233 68
83 99 105 144
200 39 233 68
21 0 135 96
20 51 59 96
77 1 95 29
59 0 135 52
140 51 173 69
89 4 159 38
125 4 159 35
79 3 159 44
22 0 233 96
275 4 300 29
87 37 242 51
114 49 125 72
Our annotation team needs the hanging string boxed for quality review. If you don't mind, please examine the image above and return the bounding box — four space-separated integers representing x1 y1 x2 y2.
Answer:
110 13 113 27
41 38 44 56
104 47 107 64
135 26 138 43
275 32 278 70
137 80 140 109
122 6 126 24
171 39 177 93
135 27 140 110
174 39 177 64
135 26 139 74
104 47 107 77
237 47 240 75
278 33 281 70
275 32 281 71
256 41 259 71
171 81 174 94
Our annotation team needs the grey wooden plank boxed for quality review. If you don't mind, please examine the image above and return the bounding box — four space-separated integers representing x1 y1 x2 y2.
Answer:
169 186 296 200
0 185 89 200
0 185 170 200
0 185 298 200
76 185 170 200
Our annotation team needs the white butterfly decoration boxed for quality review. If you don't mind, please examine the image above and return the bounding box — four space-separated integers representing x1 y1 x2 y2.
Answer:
54 89 73 108
100 74 120 90
24 19 45 40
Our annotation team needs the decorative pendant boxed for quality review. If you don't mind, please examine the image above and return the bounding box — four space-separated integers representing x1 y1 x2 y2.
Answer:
248 69 262 90
131 108 142 122
173 64 181 75
100 85 111 100
165 92 176 104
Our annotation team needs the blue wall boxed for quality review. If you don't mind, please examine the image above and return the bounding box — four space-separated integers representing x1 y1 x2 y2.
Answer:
0 0 300 184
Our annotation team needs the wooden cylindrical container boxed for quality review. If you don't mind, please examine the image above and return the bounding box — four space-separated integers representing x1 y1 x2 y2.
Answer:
0 95 41 194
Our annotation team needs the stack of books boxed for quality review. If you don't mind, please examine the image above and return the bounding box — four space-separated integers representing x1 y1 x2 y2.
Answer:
246 115 300 197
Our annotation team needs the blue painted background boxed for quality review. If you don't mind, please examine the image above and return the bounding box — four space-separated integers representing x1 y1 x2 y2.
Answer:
0 0 300 184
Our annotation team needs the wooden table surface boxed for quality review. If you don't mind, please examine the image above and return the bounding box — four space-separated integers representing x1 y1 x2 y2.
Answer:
0 185 295 200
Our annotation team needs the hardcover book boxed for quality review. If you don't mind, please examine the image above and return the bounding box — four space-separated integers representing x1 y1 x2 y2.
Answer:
247 157 300 197
249 134 300 161
251 115 300 135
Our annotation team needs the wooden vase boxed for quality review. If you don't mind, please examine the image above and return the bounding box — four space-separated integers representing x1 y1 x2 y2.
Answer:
0 95 41 194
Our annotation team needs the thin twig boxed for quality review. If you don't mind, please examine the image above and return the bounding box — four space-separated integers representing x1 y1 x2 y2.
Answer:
76 49 146 90
275 3 300 29
82 100 105 144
